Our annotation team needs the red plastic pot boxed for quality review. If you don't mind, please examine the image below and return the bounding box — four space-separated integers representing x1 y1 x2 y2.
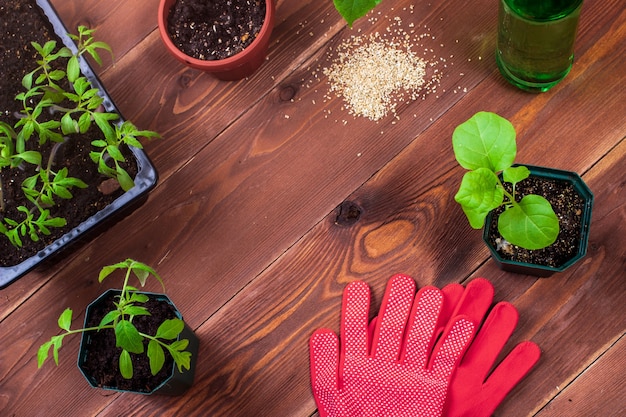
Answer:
158 0 275 81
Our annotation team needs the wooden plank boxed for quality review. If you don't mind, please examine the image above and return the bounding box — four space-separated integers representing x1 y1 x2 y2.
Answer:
0 0 624 416
95 15 626 415
534 335 625 417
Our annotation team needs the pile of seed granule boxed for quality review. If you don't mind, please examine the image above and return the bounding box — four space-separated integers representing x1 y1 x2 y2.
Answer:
324 32 428 121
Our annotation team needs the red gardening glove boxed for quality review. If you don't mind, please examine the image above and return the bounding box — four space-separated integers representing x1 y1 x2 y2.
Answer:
309 274 476 417
367 278 541 417
442 291 541 417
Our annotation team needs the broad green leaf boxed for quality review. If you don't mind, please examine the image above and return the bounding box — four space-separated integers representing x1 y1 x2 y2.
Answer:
57 308 73 331
503 165 530 185
334 0 382 26
498 195 560 250
148 340 165 375
452 111 517 172
454 168 504 228
155 319 184 340
119 349 133 379
115 320 144 354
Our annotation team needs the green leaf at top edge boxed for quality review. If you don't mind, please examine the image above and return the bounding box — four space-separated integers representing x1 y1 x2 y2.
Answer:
452 111 517 172
333 0 383 26
498 194 560 250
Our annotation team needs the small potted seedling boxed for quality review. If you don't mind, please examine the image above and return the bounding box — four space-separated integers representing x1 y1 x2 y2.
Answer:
0 1 158 287
452 111 593 276
157 0 276 80
38 259 198 395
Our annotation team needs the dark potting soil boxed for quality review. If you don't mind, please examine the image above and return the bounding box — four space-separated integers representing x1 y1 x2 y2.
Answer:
166 0 266 61
486 175 586 268
81 292 177 393
0 0 137 267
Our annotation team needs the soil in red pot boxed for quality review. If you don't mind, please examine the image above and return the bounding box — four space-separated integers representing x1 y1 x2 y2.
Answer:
166 0 266 61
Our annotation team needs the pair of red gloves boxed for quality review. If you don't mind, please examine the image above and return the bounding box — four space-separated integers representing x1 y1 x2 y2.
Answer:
309 275 540 417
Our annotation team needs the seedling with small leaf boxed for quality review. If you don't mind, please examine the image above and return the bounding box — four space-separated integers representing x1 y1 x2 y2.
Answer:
0 26 159 248
452 111 560 250
38 259 193 380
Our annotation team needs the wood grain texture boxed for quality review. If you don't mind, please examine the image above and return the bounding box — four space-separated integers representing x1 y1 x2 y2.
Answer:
0 0 624 416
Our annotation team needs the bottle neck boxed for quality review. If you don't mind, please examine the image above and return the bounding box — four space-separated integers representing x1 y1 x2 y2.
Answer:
503 0 583 21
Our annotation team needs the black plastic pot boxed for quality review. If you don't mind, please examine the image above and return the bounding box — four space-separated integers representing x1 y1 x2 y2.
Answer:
0 0 158 287
78 289 199 395
483 165 593 277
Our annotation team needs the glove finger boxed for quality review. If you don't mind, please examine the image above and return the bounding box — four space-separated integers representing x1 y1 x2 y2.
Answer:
371 274 416 361
402 286 445 367
481 341 541 415
430 316 475 379
461 301 519 381
341 281 371 359
439 283 465 327
309 329 340 402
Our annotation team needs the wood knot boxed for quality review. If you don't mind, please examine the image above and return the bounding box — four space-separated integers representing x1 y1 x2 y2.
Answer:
335 201 362 226
279 84 298 102
178 71 193 88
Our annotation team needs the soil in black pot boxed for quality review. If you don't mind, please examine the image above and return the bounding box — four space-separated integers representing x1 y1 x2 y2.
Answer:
166 0 266 60
486 176 585 268
0 0 137 267
81 292 177 393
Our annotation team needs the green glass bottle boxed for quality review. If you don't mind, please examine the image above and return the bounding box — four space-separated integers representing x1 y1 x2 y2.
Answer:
496 0 583 92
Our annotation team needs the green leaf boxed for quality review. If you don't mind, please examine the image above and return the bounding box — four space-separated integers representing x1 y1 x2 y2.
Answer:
57 308 73 331
170 349 192 373
333 0 382 26
37 340 54 368
454 168 504 228
129 260 162 288
15 151 42 166
119 349 133 379
98 310 121 328
452 111 517 172
115 320 144 354
98 260 130 282
148 340 166 375
155 319 184 340
67 55 80 83
116 167 135 192
123 306 151 317
498 195 560 250
503 165 530 185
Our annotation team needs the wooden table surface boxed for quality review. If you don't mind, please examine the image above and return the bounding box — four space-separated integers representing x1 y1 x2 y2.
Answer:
1 0 624 416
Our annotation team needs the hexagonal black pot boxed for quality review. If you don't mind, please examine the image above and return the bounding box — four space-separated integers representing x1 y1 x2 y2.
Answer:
483 165 593 277
77 289 199 395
